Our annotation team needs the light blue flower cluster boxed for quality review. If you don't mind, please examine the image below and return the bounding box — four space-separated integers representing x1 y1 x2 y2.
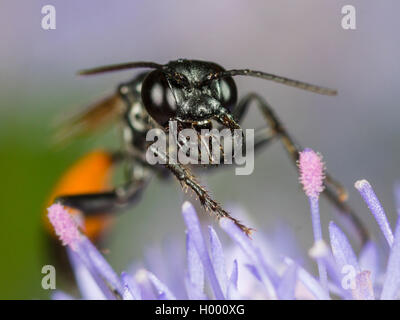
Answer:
50 179 400 300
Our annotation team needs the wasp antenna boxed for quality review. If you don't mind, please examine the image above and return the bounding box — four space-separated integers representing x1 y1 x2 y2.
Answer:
205 69 337 96
78 61 163 76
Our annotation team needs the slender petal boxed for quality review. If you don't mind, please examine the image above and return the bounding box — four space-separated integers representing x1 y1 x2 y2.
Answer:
134 268 157 300
185 277 208 300
229 260 238 288
161 237 187 298
355 180 394 247
381 218 400 299
277 264 298 300
181 202 224 299
329 222 360 273
80 237 124 296
121 272 142 300
226 260 240 299
144 246 168 286
309 197 328 292
209 226 228 294
284 258 329 300
220 217 277 299
185 232 206 299
309 240 343 287
309 197 323 242
146 270 177 300
245 263 261 281
67 248 112 300
122 286 134 300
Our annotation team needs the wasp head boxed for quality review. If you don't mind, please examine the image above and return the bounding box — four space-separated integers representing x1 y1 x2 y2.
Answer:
141 59 239 129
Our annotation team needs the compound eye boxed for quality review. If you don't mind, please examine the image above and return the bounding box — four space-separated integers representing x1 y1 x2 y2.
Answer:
141 70 177 126
219 77 237 111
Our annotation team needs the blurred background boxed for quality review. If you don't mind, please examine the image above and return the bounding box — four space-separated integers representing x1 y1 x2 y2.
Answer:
0 0 399 299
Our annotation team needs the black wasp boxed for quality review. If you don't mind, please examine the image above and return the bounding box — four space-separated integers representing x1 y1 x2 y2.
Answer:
51 59 368 243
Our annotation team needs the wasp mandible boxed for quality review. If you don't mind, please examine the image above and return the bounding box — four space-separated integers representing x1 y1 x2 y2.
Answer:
45 59 368 243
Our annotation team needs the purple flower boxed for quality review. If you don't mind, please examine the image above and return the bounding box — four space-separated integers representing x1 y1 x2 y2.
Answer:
48 180 400 300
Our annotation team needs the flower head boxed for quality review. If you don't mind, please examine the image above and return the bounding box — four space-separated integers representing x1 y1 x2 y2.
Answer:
49 179 400 300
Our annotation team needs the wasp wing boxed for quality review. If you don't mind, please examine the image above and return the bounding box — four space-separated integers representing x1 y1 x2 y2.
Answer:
53 93 126 144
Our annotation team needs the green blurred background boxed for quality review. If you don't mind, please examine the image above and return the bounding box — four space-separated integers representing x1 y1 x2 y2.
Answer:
1 0 400 299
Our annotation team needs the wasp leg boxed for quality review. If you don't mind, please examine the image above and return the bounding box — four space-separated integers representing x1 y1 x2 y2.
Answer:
56 179 148 215
233 93 369 244
148 144 252 235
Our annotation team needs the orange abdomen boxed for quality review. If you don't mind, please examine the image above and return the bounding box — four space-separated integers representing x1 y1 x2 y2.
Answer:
44 150 115 241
